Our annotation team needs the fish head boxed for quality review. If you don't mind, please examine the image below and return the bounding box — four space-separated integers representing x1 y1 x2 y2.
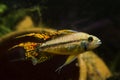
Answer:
79 32 102 51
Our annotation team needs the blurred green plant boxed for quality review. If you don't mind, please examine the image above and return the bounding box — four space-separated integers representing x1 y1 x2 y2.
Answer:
0 3 7 14
0 4 42 36
0 3 11 36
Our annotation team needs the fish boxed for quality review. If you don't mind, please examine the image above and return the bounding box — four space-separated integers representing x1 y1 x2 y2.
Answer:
38 31 102 72
8 29 101 72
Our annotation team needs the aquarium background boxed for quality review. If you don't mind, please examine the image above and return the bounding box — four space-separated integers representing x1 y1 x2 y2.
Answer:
0 0 120 80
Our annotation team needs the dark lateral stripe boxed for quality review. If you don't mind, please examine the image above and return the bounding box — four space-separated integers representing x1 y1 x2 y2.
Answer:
40 39 86 49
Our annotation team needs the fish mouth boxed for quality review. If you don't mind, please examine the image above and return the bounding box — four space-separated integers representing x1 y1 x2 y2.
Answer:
96 40 102 45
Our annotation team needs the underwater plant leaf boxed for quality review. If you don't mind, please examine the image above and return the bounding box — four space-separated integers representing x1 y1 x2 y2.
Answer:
78 51 112 80
15 16 34 30
78 54 87 80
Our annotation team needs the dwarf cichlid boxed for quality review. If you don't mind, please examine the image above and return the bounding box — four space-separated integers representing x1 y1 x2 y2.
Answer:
8 29 102 72
37 31 102 72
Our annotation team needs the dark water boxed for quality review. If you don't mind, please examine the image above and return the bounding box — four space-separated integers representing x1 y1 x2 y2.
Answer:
0 0 120 80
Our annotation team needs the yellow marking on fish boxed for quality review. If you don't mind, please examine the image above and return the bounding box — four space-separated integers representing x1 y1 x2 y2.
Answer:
9 41 53 65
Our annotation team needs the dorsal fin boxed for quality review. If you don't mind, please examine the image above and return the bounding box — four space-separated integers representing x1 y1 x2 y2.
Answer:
58 29 78 34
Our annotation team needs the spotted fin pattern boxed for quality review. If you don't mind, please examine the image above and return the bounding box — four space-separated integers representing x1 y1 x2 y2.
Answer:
9 42 53 65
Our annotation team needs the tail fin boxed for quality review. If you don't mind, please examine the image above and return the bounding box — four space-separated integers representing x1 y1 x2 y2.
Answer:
7 47 26 62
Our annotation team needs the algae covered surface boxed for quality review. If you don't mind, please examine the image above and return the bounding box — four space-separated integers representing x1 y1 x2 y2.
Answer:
0 0 120 80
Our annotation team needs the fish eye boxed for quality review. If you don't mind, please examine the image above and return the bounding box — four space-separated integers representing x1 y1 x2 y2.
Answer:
88 36 93 42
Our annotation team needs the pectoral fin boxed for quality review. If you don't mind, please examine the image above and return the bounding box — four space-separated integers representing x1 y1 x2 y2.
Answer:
55 55 77 73
31 57 38 65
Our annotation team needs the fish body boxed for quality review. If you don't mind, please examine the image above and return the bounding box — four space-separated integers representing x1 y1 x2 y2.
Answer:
8 29 75 65
8 28 101 71
40 32 101 55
